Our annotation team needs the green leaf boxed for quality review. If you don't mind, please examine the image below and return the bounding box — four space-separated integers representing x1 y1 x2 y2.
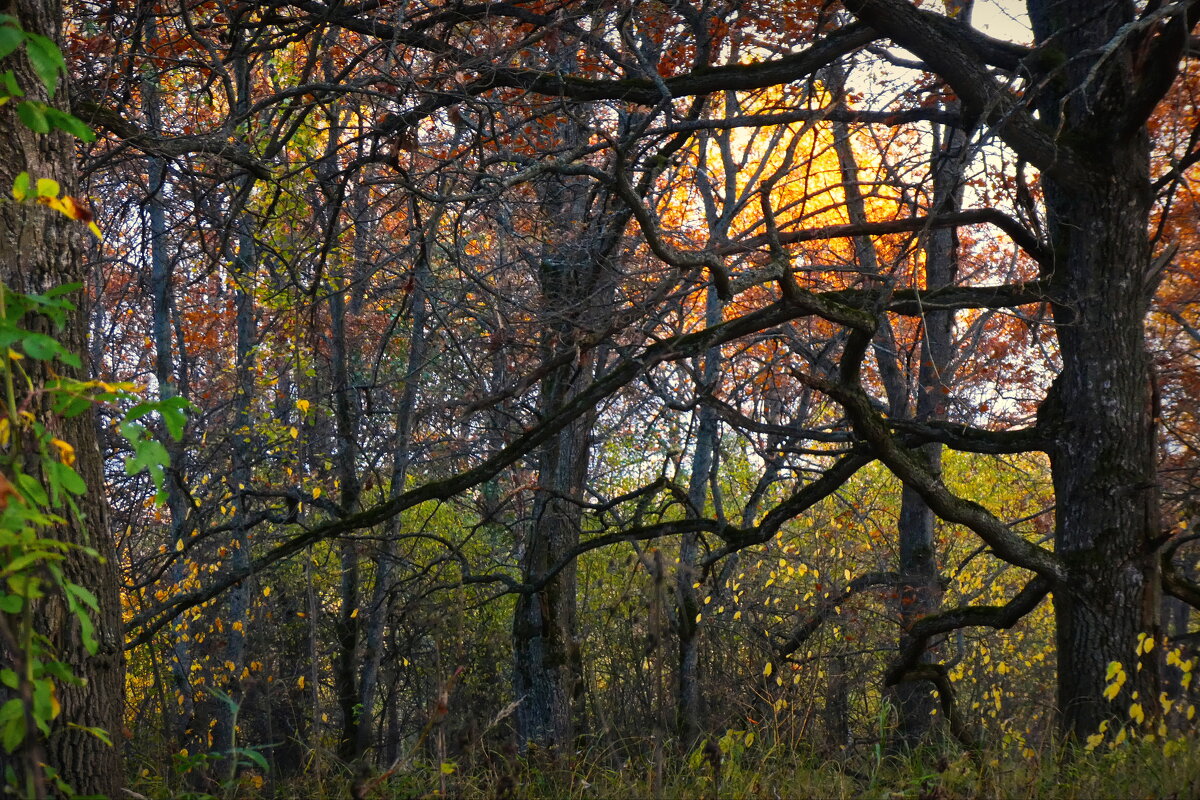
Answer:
31 680 52 734
122 429 170 491
44 108 95 142
0 670 16 690
0 594 20 614
0 70 22 98
23 33 64 96
66 722 111 747
75 607 97 655
236 747 269 772
65 583 98 611
21 332 65 360
41 282 81 300
161 397 192 440
10 171 28 202
0 25 22 61
34 177 58 198
15 473 48 507
46 460 85 496
0 699 24 753
16 100 48 133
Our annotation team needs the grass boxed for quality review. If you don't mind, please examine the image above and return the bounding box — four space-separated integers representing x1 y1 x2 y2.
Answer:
129 728 1200 799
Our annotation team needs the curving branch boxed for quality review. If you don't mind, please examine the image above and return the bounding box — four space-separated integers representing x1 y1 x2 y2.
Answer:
74 101 272 180
1162 533 1200 610
720 209 1050 268
886 574 1054 686
840 0 1081 181
809 373 1066 582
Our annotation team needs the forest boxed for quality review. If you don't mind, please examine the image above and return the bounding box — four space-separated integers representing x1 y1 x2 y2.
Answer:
0 0 1199 797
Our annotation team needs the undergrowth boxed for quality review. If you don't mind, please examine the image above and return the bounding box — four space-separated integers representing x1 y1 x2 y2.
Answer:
129 729 1200 800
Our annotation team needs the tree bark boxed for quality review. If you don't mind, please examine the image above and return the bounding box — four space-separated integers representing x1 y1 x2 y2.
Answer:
1027 0 1164 740
0 1 124 793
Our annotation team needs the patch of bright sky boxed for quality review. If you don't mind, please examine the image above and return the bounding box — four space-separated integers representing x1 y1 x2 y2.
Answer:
972 0 1032 44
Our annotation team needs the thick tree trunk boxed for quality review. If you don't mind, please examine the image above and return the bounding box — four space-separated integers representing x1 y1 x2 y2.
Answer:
1047 160 1160 739
1027 0 1164 740
0 1 124 793
513 347 591 749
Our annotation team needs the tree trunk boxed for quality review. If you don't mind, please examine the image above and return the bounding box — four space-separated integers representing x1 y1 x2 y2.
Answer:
0 1 124 793
1027 0 1164 740
354 197 432 763
512 337 592 749
677 286 721 747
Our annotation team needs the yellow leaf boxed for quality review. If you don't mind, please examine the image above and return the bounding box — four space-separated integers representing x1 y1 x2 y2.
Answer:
1103 682 1121 701
440 762 456 775
1129 703 1144 724
296 399 311 414
350 608 359 619
289 426 299 439
262 587 271 597
35 177 59 198
763 662 773 677
296 675 305 690
312 487 322 499
50 438 75 466
175 539 184 552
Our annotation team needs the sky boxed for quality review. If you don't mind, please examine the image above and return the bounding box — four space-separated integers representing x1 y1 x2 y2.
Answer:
973 0 1034 43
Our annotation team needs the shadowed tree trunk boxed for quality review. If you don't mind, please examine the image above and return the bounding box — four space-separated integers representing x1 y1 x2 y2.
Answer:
892 87 970 747
0 0 123 793
1027 0 1165 740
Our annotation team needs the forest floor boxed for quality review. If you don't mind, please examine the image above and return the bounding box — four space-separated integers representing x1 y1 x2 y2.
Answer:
138 732 1200 800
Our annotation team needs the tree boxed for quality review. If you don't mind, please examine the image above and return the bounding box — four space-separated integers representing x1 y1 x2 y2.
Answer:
72 0 1200 771
0 1 123 794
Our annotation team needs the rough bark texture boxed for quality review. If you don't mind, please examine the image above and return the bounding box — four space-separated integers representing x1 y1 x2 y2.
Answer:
512 251 595 748
0 1 124 793
1028 0 1163 739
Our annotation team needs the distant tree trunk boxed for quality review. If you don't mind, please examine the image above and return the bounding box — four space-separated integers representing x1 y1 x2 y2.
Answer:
143 55 196 754
0 0 124 793
677 286 721 747
827 56 957 745
512 254 594 748
894 103 968 747
354 197 431 763
330 268 363 762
